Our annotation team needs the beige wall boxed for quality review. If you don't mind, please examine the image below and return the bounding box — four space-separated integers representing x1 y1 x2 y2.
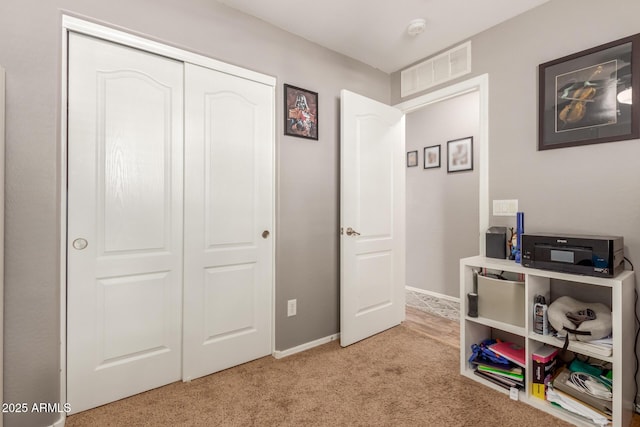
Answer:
0 1 389 425
406 91 479 297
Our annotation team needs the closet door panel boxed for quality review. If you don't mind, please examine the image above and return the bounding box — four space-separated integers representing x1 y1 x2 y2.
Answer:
183 63 273 381
67 33 184 414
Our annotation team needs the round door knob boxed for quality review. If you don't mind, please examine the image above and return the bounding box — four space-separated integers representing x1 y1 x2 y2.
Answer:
72 238 88 250
262 230 270 239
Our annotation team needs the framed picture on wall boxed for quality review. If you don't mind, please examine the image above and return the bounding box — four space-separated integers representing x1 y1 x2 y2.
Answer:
423 145 440 169
407 150 418 167
447 137 473 173
538 33 640 150
284 84 318 140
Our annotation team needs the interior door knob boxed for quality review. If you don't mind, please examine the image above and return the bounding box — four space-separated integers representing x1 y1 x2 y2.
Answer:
262 230 270 239
346 227 360 236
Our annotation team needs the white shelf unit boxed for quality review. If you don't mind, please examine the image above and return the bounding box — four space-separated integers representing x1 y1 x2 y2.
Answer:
460 256 635 427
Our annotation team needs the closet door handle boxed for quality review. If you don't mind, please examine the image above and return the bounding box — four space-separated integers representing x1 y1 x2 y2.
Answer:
262 230 270 239
72 238 88 250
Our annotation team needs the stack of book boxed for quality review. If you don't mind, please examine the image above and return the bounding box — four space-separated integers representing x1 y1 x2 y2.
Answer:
470 341 525 390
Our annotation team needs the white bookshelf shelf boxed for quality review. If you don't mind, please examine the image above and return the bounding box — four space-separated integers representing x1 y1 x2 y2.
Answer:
460 256 635 427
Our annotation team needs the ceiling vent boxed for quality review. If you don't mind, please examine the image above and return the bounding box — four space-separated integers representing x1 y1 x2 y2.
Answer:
401 41 471 98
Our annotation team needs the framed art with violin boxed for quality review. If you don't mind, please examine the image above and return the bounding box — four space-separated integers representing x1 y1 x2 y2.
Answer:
539 33 640 150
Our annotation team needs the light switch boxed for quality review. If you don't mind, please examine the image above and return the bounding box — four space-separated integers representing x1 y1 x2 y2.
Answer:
493 199 518 216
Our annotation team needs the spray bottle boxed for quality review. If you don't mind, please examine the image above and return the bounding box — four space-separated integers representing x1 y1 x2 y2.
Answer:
533 295 548 335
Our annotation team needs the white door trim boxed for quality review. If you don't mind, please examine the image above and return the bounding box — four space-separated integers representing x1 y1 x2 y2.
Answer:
59 15 276 423
394 74 489 256
61 15 276 87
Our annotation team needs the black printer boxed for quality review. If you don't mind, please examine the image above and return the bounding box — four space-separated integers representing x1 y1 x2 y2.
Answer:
521 233 624 277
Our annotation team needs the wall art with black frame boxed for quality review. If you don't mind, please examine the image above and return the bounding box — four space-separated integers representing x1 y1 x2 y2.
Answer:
539 33 640 150
447 137 473 173
407 150 418 167
284 84 318 140
423 145 440 169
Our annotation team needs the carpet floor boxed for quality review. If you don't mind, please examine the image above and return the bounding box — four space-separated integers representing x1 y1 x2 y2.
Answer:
66 324 572 426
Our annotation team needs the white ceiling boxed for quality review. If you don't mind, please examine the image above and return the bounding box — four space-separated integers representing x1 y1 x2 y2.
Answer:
216 0 550 73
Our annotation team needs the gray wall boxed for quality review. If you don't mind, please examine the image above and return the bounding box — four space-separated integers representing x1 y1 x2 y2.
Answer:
392 0 640 398
4 0 640 424
392 0 640 269
0 1 389 425
406 92 479 298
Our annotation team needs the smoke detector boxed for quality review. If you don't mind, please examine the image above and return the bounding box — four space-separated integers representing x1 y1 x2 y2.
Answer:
407 19 426 36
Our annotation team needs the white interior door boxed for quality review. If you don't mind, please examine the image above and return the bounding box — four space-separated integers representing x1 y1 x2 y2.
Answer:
182 63 273 381
340 89 405 347
67 33 184 413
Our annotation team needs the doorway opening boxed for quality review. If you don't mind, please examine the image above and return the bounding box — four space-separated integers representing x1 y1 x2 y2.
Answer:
395 75 489 307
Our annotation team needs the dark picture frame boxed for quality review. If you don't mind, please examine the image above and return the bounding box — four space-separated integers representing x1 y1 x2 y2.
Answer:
423 145 441 169
447 137 473 173
407 150 418 167
538 33 640 150
284 84 318 140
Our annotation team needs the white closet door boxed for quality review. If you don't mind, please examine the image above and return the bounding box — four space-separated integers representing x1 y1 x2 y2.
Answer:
183 63 273 381
67 33 184 413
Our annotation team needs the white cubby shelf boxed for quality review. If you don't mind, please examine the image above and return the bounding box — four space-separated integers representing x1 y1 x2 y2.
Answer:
460 256 635 427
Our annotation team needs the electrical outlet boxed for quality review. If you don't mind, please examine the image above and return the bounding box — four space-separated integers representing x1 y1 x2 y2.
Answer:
287 299 297 317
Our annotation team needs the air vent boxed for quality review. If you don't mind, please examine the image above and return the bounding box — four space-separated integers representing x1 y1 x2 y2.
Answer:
401 41 471 98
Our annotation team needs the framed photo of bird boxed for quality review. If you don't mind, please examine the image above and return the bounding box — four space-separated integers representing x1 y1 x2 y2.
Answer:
284 84 318 140
538 33 640 150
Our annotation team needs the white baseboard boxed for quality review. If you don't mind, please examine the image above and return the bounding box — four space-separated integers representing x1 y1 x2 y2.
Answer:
273 333 340 359
405 286 460 303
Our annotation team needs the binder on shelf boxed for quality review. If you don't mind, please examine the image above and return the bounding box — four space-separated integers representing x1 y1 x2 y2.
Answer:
473 369 523 390
477 365 524 381
469 351 523 375
488 341 525 367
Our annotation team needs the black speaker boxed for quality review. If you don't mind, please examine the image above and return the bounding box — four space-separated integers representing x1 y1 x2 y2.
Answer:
467 293 478 317
486 226 507 259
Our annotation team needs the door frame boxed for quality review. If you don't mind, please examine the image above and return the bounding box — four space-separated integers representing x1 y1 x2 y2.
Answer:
59 15 276 423
394 74 489 257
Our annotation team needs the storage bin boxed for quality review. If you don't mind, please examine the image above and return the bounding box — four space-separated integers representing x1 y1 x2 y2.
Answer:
477 274 525 327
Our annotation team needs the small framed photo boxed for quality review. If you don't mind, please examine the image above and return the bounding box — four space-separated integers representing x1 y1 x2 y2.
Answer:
407 150 418 167
423 145 441 169
284 84 318 140
538 33 640 150
447 137 473 173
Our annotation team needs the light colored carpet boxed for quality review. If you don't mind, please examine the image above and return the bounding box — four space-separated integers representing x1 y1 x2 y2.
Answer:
66 324 571 426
